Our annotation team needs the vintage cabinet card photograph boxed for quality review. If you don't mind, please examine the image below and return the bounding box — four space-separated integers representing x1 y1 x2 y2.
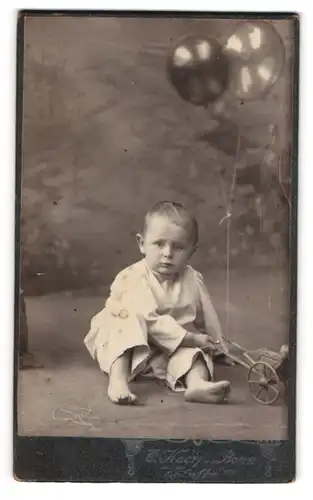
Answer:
14 10 298 483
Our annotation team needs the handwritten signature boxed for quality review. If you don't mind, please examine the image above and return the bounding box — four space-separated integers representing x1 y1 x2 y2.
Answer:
52 407 102 431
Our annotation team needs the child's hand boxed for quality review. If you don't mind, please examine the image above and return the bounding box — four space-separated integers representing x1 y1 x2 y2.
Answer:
217 339 229 354
193 333 217 352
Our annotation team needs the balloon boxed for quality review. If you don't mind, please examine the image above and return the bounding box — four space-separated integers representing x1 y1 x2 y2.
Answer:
167 36 230 106
223 21 285 100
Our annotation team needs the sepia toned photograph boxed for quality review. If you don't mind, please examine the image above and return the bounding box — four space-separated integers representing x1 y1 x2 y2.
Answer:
15 11 298 482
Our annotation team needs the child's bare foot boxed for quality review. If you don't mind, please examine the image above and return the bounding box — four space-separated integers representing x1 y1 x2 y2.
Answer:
184 380 230 404
108 379 138 405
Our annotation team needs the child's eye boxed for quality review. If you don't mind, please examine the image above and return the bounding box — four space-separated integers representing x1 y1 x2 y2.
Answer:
173 244 185 251
155 241 165 248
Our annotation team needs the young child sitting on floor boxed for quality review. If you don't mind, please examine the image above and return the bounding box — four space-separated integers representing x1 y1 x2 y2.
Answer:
84 201 231 405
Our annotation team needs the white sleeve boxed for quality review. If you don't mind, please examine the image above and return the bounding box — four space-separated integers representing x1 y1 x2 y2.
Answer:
195 272 228 352
145 312 187 355
104 270 137 315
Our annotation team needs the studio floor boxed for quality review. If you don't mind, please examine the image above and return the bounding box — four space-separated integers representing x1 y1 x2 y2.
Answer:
18 269 289 440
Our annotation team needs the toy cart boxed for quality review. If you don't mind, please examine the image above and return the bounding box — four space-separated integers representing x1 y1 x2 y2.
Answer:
214 338 289 405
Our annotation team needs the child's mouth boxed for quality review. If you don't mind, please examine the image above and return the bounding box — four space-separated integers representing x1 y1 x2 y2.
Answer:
159 263 174 269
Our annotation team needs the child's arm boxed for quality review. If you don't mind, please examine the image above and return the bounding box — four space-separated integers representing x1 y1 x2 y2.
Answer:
195 272 229 353
146 314 189 355
180 331 218 353
147 316 217 354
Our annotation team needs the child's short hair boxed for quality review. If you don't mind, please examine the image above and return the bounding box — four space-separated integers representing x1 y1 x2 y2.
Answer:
144 201 199 245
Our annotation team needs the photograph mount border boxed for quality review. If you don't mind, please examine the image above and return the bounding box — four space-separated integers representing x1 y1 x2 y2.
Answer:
13 10 299 483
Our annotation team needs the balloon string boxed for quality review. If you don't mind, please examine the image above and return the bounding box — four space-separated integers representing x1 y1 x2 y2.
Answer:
274 125 291 208
221 130 241 337
225 214 231 337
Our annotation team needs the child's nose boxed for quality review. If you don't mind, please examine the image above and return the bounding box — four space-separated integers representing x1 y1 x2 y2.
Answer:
162 244 173 257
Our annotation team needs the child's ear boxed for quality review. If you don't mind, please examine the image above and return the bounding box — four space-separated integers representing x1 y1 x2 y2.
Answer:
136 233 145 255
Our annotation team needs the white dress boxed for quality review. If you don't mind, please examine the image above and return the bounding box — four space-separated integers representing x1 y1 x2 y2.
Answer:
84 259 226 391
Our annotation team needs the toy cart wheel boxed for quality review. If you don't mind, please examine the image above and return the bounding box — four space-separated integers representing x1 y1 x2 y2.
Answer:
248 361 280 405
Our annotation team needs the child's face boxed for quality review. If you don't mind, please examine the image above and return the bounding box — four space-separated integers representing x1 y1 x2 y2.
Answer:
137 215 196 278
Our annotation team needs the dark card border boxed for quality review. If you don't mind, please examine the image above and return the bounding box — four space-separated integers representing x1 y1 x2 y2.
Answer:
14 10 299 483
